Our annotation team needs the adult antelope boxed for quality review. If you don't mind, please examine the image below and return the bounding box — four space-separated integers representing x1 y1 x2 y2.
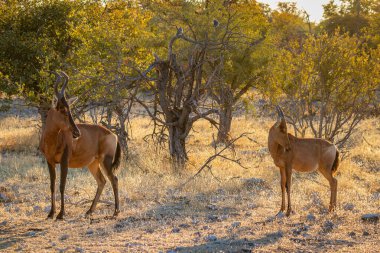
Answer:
268 106 340 216
39 71 121 219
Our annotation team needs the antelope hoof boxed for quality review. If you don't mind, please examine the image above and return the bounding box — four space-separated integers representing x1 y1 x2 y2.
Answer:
329 206 336 212
113 209 120 217
56 211 65 220
275 211 285 218
47 211 55 219
85 210 93 218
286 212 291 217
286 209 293 217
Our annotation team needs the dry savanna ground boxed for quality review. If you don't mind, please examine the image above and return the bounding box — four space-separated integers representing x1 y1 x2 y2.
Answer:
0 109 379 252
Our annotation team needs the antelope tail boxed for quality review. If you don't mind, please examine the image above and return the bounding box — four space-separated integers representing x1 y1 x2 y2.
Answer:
331 150 340 175
112 141 121 173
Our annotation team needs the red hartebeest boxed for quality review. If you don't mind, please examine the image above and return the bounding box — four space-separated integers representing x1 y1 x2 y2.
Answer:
39 71 121 219
268 106 340 216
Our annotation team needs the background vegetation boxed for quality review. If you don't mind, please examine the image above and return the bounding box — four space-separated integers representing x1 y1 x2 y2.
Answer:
0 1 379 252
1 0 379 164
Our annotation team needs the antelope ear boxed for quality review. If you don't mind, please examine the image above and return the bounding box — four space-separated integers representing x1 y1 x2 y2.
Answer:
67 96 78 106
52 95 58 108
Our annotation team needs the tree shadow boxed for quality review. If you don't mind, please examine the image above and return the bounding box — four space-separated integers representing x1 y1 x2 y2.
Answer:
171 232 283 253
0 219 47 250
112 198 241 232
289 237 356 250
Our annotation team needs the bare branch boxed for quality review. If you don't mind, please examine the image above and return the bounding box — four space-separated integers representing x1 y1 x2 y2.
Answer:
135 97 178 126
190 108 218 123
176 133 252 190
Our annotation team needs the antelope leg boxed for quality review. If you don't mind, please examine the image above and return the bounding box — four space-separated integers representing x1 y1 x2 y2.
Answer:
285 165 293 216
319 168 338 212
102 155 120 217
57 146 69 220
47 162 56 219
86 161 106 216
277 167 286 215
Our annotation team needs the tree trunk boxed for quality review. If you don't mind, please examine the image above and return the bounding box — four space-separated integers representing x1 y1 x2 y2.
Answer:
168 123 188 169
216 87 234 144
114 106 129 160
217 104 233 144
106 107 113 128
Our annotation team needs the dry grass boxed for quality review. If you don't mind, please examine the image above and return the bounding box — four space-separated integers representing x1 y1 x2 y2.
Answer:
0 113 379 252
0 116 39 153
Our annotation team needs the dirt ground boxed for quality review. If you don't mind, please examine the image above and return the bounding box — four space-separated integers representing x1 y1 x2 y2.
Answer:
0 115 379 252
0 176 379 253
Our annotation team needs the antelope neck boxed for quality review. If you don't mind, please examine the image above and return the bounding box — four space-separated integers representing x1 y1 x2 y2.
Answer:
43 125 70 143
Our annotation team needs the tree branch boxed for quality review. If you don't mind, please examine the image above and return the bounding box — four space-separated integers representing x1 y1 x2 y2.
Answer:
190 108 219 124
176 133 252 190
135 97 178 126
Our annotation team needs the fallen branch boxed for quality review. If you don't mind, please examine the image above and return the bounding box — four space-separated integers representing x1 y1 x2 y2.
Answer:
177 132 253 190
363 136 376 148
72 199 113 207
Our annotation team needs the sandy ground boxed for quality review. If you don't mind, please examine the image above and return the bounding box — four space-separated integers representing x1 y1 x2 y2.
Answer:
0 176 379 253
0 115 379 252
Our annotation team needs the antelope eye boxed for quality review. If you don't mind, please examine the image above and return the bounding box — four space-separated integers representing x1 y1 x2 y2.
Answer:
59 108 68 115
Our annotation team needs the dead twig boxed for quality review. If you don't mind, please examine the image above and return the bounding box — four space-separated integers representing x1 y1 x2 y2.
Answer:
363 136 376 148
177 132 253 190
72 199 114 206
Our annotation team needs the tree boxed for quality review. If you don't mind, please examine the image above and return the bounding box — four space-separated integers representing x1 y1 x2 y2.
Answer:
66 0 153 156
320 0 379 37
144 0 269 144
204 1 269 143
367 1 380 46
268 2 310 49
138 29 219 168
264 32 379 147
0 0 80 123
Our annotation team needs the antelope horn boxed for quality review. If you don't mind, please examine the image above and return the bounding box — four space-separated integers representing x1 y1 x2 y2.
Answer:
275 106 280 118
59 71 69 97
50 71 62 98
276 105 285 119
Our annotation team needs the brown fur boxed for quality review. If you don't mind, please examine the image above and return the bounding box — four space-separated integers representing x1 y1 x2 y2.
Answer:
40 109 122 219
268 106 340 216
40 73 122 219
112 142 121 173
331 150 340 175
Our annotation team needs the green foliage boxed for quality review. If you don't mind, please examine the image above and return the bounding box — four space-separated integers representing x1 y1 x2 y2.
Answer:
367 2 380 45
265 32 379 145
144 0 269 101
219 2 269 88
268 2 310 49
0 0 153 110
0 0 80 106
67 0 153 103
0 0 378 150
320 0 379 42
